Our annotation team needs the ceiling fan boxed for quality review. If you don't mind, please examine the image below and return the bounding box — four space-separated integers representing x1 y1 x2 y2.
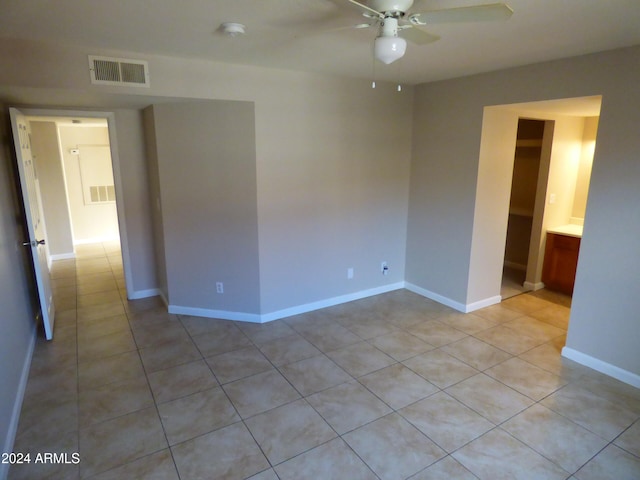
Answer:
343 0 513 64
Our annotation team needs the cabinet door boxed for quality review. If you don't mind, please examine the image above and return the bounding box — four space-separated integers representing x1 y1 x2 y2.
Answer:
542 233 580 295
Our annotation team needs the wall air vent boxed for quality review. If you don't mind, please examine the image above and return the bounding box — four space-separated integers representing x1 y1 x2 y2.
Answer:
88 55 150 87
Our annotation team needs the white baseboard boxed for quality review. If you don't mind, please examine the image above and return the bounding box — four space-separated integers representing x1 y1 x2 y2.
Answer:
168 304 261 323
128 288 161 300
405 282 500 313
1 326 37 480
404 282 467 312
260 282 405 323
49 252 75 261
466 295 502 312
562 346 640 389
168 282 405 324
523 281 545 291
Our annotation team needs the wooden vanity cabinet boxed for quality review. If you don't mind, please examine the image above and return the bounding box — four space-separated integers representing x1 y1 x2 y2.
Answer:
542 232 581 295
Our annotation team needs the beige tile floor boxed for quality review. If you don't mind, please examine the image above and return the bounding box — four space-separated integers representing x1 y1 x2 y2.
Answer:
8 242 640 479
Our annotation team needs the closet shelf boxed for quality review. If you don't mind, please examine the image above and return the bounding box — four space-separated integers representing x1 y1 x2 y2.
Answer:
509 207 534 217
516 139 543 147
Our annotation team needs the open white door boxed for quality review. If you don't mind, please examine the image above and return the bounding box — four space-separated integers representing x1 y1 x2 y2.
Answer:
10 108 56 340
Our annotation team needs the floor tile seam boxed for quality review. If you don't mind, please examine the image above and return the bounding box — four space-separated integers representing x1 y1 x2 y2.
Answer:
561 382 640 420
77 447 175 480
79 445 170 480
76 385 155 428
396 404 490 457
497 421 599 476
239 412 310 471
610 436 640 461
361 329 437 355
512 392 623 445
355 376 441 415
399 358 479 391
270 435 381 478
457 370 541 406
442 336 516 368
444 378 535 427
77 369 153 397
480 364 568 403
417 454 482 479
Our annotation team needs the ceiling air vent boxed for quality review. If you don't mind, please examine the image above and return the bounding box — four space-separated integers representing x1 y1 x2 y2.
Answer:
88 55 150 87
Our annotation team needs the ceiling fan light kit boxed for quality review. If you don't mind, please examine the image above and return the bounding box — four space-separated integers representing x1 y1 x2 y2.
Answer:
374 16 406 64
346 0 513 66
375 35 406 64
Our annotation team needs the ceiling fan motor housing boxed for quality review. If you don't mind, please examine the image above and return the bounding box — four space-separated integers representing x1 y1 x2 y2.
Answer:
368 0 414 14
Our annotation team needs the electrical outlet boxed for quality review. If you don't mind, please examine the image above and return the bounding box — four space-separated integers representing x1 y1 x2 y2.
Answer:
347 267 354 279
381 261 389 275
216 282 224 294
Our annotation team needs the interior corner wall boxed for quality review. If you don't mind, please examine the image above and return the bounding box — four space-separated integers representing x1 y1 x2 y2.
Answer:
148 100 261 316
0 105 37 474
407 45 640 382
29 121 74 257
142 106 168 302
465 107 519 307
255 80 413 316
111 109 158 297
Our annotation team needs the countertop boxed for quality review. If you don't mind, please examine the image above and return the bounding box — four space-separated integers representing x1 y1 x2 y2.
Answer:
547 224 583 238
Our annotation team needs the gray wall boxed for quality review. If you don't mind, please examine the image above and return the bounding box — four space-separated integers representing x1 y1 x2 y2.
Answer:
29 121 74 257
407 45 640 378
0 107 37 473
146 101 261 314
112 109 157 297
0 37 414 316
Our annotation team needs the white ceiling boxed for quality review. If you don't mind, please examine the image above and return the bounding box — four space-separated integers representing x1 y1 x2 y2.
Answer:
2 0 639 85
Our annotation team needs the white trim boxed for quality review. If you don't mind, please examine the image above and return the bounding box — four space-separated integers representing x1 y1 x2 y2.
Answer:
16 108 136 302
49 252 76 261
1 326 36 480
128 288 161 300
404 282 500 313
260 282 405 323
168 304 261 323
466 295 502 312
405 282 467 312
561 346 640 389
523 281 545 291
168 283 405 324
159 291 169 309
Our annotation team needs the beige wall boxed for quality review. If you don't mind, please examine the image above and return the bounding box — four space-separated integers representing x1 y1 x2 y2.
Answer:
29 121 74 257
408 46 640 382
111 108 158 297
57 125 118 242
572 116 598 220
1 37 638 383
145 101 261 315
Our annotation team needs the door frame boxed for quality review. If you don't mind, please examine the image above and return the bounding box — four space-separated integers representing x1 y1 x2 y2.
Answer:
17 107 135 300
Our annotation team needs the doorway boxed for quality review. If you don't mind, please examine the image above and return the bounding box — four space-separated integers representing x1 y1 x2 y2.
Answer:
501 118 548 299
468 95 601 314
16 109 134 312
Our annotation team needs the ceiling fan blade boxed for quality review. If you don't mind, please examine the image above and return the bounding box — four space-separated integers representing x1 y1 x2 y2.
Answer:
346 0 384 18
410 3 513 25
399 26 440 45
